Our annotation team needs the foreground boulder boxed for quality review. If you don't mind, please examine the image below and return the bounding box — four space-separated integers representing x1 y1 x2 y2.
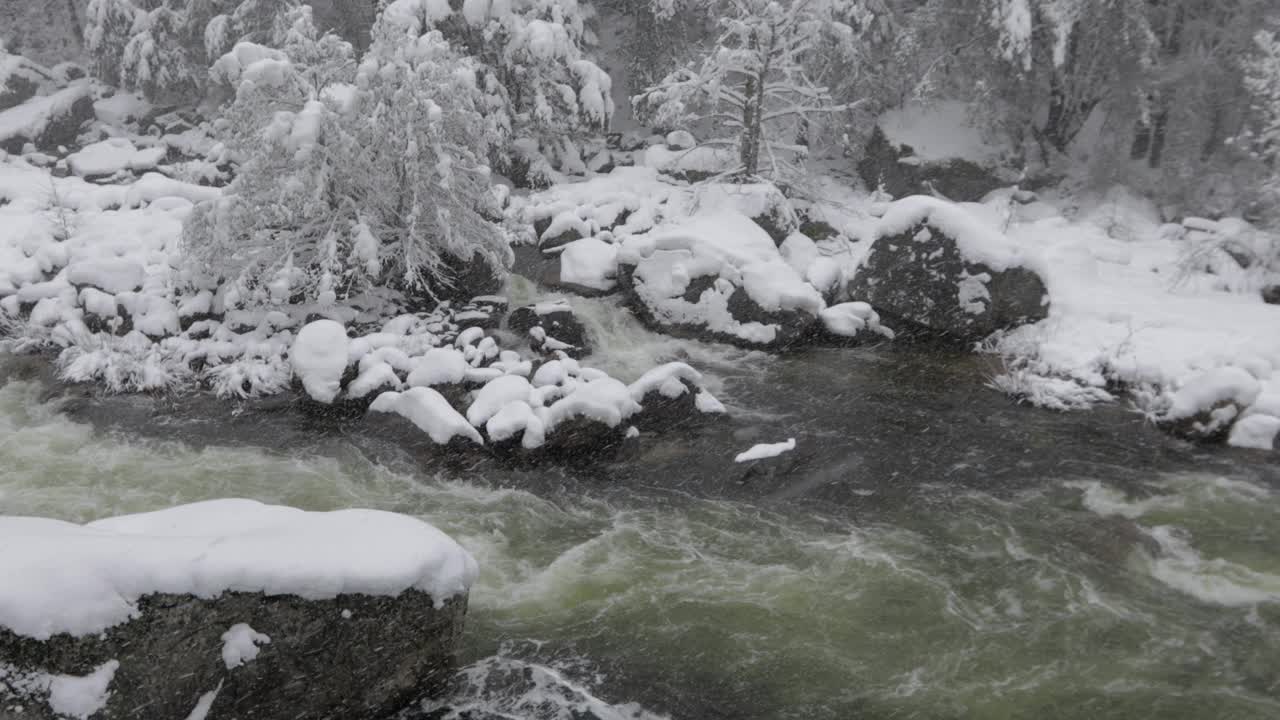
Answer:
617 211 824 350
848 196 1049 341
0 82 95 154
0 500 477 720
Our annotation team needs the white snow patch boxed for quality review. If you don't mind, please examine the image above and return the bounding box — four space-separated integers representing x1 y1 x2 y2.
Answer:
220 623 271 669
559 237 617 291
735 438 796 463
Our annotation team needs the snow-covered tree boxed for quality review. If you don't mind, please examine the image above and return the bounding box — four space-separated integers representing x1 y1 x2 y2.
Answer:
84 0 141 86
633 0 857 179
375 0 614 180
183 7 509 307
1241 27 1280 224
85 0 298 103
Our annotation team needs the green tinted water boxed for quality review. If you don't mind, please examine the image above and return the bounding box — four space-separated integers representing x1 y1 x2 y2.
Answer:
2 378 1278 720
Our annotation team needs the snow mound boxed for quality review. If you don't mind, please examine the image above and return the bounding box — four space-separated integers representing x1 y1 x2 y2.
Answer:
559 237 617 291
67 138 164 178
369 387 484 445
291 320 350 404
1164 368 1261 421
0 499 478 639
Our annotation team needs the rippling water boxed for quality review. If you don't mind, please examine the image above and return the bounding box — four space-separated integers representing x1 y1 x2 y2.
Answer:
3 292 1279 719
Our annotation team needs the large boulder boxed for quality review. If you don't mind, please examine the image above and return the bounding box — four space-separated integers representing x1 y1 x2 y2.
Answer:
0 82 94 154
856 103 1015 201
617 211 824 350
0 53 53 112
0 500 477 720
848 196 1049 341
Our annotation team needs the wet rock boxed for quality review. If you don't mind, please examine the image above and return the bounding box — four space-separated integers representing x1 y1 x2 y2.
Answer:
630 377 725 432
453 296 509 331
848 208 1049 342
0 591 467 720
540 416 629 458
857 126 1005 202
509 302 590 358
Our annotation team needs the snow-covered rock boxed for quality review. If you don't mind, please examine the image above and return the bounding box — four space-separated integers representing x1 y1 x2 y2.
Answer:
558 237 618 293
665 130 696 150
291 320 350 404
858 101 1013 202
817 302 895 343
508 301 590 358
1158 367 1262 441
0 81 93 153
848 196 1049 341
67 138 165 179
0 499 475 719
369 386 484 446
617 211 823 349
627 361 727 430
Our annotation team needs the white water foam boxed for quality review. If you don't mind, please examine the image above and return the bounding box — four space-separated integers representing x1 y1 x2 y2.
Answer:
1069 476 1280 606
1141 525 1280 607
418 656 668 720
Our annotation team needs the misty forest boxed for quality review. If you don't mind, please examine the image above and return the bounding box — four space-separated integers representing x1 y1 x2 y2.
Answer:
1 0 1279 718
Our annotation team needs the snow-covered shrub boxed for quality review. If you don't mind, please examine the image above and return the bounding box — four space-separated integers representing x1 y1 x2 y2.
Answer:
183 8 510 308
377 0 614 177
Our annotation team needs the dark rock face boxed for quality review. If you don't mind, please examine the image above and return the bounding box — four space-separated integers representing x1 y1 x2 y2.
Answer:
857 126 1005 202
509 303 590 357
0 590 468 720
1263 285 1280 306
847 222 1049 342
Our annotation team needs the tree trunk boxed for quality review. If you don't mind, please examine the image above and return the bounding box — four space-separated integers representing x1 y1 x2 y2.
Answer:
739 30 761 177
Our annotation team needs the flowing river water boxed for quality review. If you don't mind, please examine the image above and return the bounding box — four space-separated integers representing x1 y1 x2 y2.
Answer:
2 289 1279 720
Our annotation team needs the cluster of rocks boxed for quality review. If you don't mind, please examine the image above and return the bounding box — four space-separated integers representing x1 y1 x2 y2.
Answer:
510 169 1052 351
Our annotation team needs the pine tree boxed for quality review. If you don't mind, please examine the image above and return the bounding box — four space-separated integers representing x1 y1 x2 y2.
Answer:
183 6 509 307
375 0 614 179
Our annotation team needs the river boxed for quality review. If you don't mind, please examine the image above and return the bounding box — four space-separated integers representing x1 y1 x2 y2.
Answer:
2 291 1278 720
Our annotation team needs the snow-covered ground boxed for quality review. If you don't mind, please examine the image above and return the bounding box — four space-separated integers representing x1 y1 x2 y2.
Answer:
2 105 1278 452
